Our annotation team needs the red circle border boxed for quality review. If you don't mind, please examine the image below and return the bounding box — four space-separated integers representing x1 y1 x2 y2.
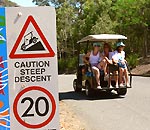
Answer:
13 86 56 129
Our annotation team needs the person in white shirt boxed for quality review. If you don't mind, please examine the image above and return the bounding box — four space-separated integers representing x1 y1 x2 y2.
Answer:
112 42 129 87
83 43 102 86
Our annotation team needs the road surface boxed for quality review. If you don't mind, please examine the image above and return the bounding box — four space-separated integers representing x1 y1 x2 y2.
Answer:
59 75 150 130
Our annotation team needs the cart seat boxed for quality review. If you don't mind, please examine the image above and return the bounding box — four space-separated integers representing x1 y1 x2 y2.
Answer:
108 64 119 72
79 54 85 66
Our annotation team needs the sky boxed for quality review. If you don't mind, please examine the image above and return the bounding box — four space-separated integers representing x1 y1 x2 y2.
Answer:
10 0 37 7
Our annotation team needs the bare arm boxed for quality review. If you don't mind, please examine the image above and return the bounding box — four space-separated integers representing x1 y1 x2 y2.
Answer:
111 56 119 65
100 53 112 64
105 57 113 64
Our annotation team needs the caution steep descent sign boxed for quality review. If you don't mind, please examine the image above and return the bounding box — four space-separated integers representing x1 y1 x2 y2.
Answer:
3 6 59 130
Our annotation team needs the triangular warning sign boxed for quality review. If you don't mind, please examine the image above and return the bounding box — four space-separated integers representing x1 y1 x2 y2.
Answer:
9 15 55 59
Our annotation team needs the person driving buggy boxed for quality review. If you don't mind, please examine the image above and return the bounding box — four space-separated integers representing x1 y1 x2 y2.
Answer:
83 42 102 86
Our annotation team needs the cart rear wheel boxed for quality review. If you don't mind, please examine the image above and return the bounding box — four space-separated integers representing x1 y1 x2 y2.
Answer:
73 79 82 92
85 81 94 97
106 89 112 94
117 88 127 95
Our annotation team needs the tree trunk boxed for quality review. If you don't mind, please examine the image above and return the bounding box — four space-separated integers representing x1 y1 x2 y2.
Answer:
143 28 148 58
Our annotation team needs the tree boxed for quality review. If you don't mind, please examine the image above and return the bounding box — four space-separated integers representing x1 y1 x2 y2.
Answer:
34 0 150 58
32 0 50 6
111 0 150 57
56 1 76 58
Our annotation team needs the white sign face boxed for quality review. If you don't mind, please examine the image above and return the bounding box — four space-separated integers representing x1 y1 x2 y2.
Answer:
6 7 59 130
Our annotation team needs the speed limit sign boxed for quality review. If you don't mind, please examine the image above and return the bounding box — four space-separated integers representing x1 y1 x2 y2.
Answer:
13 86 56 129
4 7 59 130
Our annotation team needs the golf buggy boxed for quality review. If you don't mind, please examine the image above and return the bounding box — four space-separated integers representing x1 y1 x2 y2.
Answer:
73 34 132 97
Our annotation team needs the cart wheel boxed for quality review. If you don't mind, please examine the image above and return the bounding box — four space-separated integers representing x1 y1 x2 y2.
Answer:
73 79 82 92
85 81 94 97
117 88 127 96
106 89 112 94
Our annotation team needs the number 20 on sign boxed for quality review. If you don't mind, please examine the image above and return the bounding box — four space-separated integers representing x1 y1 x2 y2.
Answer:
13 86 56 129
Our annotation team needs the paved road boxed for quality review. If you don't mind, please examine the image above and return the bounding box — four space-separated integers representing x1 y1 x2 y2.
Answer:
59 75 150 130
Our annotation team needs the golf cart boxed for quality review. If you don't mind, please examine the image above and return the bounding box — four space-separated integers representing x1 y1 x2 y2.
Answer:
73 34 132 97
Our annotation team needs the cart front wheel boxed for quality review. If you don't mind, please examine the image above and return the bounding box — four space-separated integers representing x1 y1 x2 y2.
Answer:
73 79 82 92
85 81 94 97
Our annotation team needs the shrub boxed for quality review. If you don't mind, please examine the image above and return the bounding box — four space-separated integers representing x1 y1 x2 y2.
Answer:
126 54 139 69
65 57 77 73
58 58 67 73
58 57 77 73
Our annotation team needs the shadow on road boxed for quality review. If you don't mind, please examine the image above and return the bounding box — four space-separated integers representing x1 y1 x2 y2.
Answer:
59 90 124 101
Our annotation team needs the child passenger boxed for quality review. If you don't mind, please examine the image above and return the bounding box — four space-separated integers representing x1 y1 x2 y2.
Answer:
112 42 130 87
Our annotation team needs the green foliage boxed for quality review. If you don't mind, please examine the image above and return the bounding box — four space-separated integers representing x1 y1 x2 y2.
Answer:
91 13 116 34
111 0 150 57
34 0 150 65
32 0 50 6
58 57 77 73
66 57 77 71
126 54 139 69
58 58 66 73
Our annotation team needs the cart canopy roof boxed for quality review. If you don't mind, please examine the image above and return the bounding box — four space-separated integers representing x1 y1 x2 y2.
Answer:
77 34 127 43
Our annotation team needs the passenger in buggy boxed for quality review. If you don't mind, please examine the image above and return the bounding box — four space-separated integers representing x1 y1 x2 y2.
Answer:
112 42 130 87
83 42 102 86
97 43 114 79
83 42 114 87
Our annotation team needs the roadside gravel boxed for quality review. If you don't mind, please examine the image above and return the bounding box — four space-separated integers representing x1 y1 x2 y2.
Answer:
59 101 85 130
